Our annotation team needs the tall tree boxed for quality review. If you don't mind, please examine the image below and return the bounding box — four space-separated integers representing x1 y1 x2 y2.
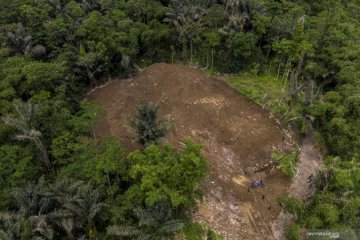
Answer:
63 184 105 239
126 141 208 208
164 0 206 61
107 201 184 239
1 100 53 175
6 23 32 55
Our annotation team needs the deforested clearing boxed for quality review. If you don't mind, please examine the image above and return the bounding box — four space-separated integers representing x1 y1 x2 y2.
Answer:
89 63 291 240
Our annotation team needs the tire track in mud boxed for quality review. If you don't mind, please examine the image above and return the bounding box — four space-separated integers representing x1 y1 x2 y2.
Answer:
243 203 274 239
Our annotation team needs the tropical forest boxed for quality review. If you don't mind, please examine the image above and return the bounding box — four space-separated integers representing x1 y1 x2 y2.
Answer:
0 0 359 239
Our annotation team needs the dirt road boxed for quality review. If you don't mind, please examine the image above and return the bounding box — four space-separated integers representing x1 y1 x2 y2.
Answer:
271 124 322 239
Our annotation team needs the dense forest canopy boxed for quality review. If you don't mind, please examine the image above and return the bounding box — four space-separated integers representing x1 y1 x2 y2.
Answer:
0 0 359 239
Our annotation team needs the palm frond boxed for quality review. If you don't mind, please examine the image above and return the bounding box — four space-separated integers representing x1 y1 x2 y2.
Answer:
1 100 51 173
6 23 32 54
29 215 54 239
31 237 45 240
107 225 142 238
11 177 46 217
0 211 22 235
77 235 87 240
63 184 104 229
0 230 11 240
1 116 29 134
159 219 184 234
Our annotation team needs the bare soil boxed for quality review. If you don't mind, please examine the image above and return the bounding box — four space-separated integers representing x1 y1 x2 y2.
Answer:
88 63 292 240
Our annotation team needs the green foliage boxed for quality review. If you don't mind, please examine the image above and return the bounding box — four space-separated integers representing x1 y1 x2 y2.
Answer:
0 0 360 238
108 201 184 240
182 222 206 240
224 74 282 105
204 32 221 48
1 56 66 96
59 137 128 196
68 101 101 135
313 86 360 158
126 141 208 208
227 32 256 59
313 203 339 227
224 71 306 131
312 131 326 153
278 196 304 219
1 99 53 174
272 150 298 178
0 145 40 210
341 197 360 227
203 4 226 28
182 222 224 240
131 102 167 146
287 158 360 231
0 178 105 239
285 224 302 240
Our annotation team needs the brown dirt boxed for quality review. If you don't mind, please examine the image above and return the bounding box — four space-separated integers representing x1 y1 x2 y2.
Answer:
88 63 291 240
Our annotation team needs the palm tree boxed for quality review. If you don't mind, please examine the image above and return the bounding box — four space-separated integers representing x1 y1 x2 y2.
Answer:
0 212 22 240
1 100 53 175
41 178 82 210
107 202 184 240
0 178 56 239
64 185 105 239
0 231 11 240
29 215 54 239
1 178 103 239
48 210 77 240
135 202 184 237
0 212 56 240
6 23 32 55
221 0 264 32
43 179 83 239
11 177 46 218
164 0 207 61
74 51 104 87
131 102 167 146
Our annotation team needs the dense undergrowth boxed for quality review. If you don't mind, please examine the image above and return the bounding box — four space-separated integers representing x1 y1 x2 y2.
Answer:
0 0 359 239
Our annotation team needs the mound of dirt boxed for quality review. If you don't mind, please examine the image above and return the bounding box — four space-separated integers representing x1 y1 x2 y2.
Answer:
88 63 290 240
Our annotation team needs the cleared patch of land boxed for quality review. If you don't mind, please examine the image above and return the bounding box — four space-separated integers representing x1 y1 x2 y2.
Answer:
88 63 291 240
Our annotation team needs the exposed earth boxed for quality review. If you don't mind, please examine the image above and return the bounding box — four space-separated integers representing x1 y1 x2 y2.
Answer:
88 63 298 239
